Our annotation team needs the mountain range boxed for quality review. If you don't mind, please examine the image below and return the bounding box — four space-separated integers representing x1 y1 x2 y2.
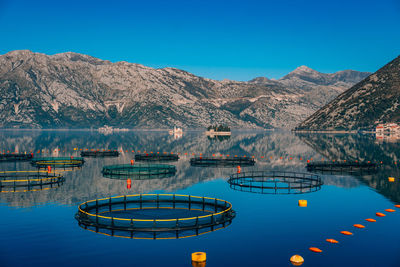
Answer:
297 55 400 130
0 50 370 129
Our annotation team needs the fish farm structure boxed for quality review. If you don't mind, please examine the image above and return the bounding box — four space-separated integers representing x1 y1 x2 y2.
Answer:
31 157 85 169
190 157 255 167
75 194 236 239
0 170 65 193
228 171 323 194
80 150 120 157
134 153 179 162
306 161 378 174
0 153 33 162
102 164 176 179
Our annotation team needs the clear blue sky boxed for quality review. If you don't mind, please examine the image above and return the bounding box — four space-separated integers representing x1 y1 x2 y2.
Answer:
0 0 399 80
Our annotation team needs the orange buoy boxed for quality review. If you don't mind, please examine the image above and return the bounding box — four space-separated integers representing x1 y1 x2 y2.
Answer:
290 255 304 266
127 179 132 189
365 218 376 222
237 166 241 174
388 177 395 182
298 200 307 207
326 239 339 244
376 212 386 217
130 160 134 165
47 166 51 173
395 205 400 208
353 224 365 229
341 231 353 236
309 247 322 253
385 209 395 212
192 252 206 267
307 160 310 163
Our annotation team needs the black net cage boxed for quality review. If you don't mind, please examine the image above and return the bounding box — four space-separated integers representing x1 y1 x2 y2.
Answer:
0 170 65 193
81 150 120 158
228 171 323 194
134 153 179 162
102 164 176 180
190 157 255 167
306 161 378 175
31 157 85 169
75 194 235 239
0 153 33 162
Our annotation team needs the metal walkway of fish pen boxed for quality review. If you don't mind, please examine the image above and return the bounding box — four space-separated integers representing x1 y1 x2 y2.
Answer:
102 164 176 179
81 150 120 157
228 171 323 194
190 157 255 167
0 170 65 193
135 153 179 162
31 157 85 169
75 194 235 239
0 153 33 162
306 161 378 174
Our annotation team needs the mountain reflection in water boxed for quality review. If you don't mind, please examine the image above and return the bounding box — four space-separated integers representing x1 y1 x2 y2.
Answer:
0 130 399 207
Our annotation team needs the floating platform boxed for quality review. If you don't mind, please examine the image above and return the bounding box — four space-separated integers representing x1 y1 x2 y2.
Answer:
0 153 33 162
80 150 119 158
190 157 255 167
102 164 176 179
0 170 65 193
75 194 235 239
306 161 378 174
228 171 323 194
135 153 179 162
31 157 85 169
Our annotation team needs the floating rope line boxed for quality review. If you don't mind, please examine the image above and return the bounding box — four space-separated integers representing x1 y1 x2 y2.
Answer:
75 194 236 239
0 170 65 193
228 171 323 194
102 164 176 180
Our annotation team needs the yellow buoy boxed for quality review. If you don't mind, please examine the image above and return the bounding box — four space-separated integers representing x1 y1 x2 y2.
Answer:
192 252 206 263
290 255 304 266
388 177 395 182
298 200 307 207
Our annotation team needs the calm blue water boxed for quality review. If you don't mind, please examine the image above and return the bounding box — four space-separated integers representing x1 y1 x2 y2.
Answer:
1 130 400 267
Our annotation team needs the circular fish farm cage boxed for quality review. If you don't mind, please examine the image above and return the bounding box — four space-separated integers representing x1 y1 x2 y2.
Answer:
31 157 85 169
306 161 378 174
190 157 255 167
0 170 65 193
135 153 179 162
0 153 33 162
228 171 323 194
75 194 235 239
102 164 176 180
81 150 120 158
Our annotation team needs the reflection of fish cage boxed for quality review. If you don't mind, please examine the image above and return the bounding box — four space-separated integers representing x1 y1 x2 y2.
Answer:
228 171 323 194
0 170 65 193
81 151 119 157
75 194 235 239
31 157 85 169
190 157 255 167
0 153 33 162
306 161 378 175
102 164 176 180
135 153 179 162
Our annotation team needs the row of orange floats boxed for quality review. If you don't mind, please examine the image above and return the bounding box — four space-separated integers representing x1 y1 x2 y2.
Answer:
291 205 400 265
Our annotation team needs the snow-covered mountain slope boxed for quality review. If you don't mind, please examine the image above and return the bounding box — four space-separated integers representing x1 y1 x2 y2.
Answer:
0 50 369 129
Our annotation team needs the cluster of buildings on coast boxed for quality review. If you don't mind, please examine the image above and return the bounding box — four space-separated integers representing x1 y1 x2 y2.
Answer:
375 123 400 142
